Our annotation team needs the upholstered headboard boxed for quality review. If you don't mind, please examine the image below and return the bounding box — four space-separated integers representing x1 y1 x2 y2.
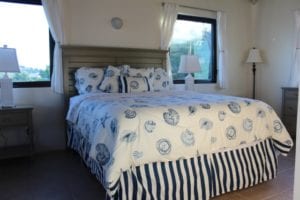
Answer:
62 45 168 99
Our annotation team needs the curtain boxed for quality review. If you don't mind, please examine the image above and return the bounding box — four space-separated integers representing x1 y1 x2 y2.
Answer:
42 0 66 94
289 10 300 87
160 3 178 84
217 11 228 89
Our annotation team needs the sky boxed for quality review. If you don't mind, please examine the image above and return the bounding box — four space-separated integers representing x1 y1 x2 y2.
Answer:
172 20 211 43
0 2 49 70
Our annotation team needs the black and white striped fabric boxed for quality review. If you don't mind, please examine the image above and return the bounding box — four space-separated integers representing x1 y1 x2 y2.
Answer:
116 138 278 200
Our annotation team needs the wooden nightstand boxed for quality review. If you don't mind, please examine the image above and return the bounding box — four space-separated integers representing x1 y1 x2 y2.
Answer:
281 87 298 139
0 106 34 159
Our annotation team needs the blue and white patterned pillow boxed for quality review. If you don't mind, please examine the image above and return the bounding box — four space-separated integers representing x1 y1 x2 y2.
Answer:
119 76 151 93
75 67 104 94
152 68 170 91
99 65 130 93
128 67 154 90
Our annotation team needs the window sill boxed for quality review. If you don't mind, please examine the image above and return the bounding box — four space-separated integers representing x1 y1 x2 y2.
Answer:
13 81 50 88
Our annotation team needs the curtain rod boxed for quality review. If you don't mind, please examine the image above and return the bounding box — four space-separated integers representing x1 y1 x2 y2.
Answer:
162 2 222 12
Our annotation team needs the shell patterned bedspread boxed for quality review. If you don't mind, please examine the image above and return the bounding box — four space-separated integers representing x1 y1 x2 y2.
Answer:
66 91 293 189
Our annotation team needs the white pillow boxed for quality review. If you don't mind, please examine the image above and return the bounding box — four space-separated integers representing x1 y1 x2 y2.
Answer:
119 76 151 93
75 67 104 94
99 65 129 93
152 68 170 91
128 67 154 90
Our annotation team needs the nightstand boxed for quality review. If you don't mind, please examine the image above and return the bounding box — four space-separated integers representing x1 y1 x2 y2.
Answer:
281 87 298 139
0 106 34 159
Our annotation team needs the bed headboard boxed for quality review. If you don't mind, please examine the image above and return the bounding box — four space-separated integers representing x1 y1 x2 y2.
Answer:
62 45 168 99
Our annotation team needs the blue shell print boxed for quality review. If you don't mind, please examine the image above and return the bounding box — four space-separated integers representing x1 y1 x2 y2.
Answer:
163 108 180 126
181 129 195 146
88 72 98 79
155 74 161 80
273 120 283 133
121 131 137 143
124 109 137 119
79 78 85 85
218 111 226 121
244 100 251 106
162 81 169 88
106 69 115 77
228 102 241 114
226 126 237 140
257 109 266 118
200 103 211 109
199 118 213 130
156 138 172 155
243 118 253 132
110 118 118 136
85 85 92 93
144 120 156 133
188 106 197 115
130 81 139 89
132 151 143 159
104 84 113 93
95 143 110 166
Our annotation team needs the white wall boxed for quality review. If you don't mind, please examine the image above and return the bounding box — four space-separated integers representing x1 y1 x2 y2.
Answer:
253 1 300 199
256 0 299 114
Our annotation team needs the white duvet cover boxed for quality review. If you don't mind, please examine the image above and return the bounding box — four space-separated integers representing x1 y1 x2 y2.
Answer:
66 91 293 189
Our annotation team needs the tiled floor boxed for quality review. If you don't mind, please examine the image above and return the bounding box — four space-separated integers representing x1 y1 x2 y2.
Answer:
0 147 295 200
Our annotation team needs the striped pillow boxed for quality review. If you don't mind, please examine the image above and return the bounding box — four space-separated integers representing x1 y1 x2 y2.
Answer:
119 76 151 93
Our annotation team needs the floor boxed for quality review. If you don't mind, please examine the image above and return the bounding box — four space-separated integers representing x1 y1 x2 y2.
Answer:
0 147 295 200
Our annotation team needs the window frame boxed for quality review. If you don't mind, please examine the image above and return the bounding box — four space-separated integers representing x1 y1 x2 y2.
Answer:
171 14 217 84
0 0 54 88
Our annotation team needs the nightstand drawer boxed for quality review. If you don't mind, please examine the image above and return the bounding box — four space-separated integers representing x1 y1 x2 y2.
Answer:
283 99 298 116
284 89 298 99
282 116 297 138
0 112 28 126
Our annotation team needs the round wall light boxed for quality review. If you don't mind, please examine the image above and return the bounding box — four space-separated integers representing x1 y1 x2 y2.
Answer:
111 17 123 30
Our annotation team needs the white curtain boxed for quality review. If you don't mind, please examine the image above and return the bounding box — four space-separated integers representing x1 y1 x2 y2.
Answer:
160 3 178 84
42 0 66 94
289 10 300 87
217 11 228 89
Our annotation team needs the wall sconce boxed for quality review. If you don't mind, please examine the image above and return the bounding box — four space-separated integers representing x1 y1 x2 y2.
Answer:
111 17 123 30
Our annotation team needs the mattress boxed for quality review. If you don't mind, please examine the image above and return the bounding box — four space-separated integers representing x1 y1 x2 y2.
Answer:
66 90 293 198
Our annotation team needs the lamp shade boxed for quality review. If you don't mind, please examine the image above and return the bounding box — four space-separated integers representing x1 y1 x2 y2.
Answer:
0 47 20 72
246 48 263 63
178 55 201 73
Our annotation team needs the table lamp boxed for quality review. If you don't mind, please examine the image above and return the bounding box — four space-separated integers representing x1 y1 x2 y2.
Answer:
0 45 20 107
246 47 263 99
178 55 201 90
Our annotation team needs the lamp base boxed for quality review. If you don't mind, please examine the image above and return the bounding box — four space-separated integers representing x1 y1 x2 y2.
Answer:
0 73 14 107
184 73 195 91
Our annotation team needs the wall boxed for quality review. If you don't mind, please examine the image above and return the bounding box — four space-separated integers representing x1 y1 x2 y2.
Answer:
256 0 299 114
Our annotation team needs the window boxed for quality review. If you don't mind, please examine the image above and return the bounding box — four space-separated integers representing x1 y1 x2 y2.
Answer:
170 14 217 84
0 0 54 88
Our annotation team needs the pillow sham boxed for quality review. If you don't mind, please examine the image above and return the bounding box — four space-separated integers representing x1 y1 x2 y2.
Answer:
128 67 154 90
119 76 151 93
75 67 104 94
99 65 130 93
152 68 170 91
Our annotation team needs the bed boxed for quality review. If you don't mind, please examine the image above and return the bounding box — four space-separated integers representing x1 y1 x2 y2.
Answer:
63 45 293 200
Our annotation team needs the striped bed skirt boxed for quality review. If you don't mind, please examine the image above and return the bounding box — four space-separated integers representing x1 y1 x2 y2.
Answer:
67 123 286 200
